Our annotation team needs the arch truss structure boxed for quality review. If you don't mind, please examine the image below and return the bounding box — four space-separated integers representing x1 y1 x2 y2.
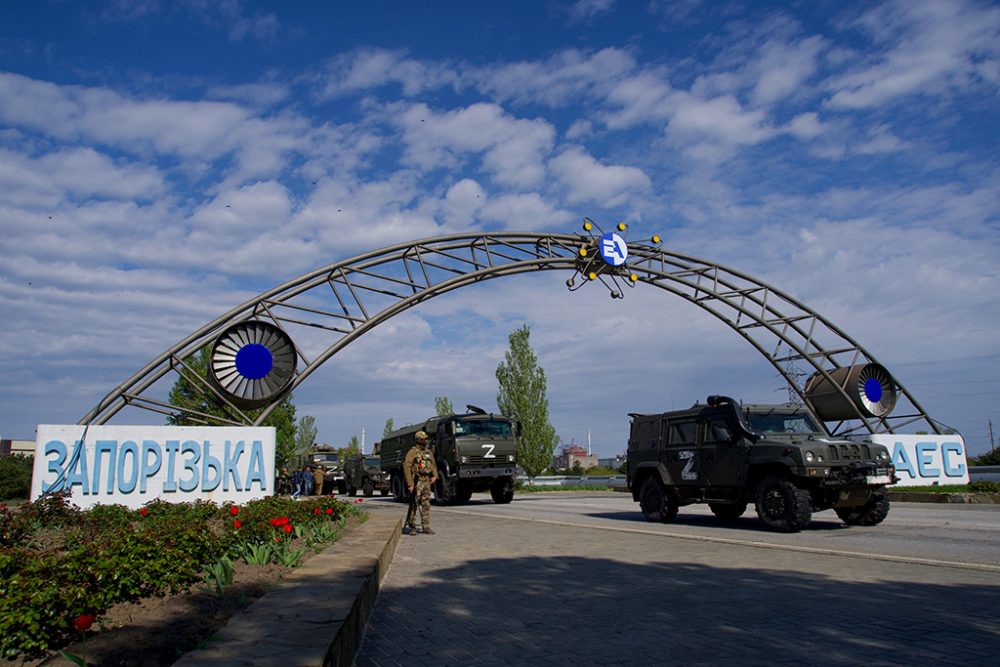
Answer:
81 230 941 437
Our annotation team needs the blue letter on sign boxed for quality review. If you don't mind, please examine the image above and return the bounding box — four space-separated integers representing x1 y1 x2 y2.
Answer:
942 442 967 478
915 442 940 478
43 440 67 493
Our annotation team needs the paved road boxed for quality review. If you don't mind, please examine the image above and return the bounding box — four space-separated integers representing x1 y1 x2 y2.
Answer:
354 493 1000 666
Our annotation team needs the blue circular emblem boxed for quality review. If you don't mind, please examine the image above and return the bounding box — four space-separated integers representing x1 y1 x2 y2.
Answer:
863 377 883 403
235 343 274 379
599 232 628 267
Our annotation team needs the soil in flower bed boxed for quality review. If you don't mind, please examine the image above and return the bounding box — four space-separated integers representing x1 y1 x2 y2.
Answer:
5 515 364 667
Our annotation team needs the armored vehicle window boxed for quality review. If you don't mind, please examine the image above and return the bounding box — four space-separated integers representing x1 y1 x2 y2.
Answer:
669 420 697 445
704 419 732 444
745 411 821 434
454 419 513 437
631 418 659 448
364 457 380 467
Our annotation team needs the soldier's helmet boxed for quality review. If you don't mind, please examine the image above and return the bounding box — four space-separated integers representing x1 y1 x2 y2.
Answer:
415 430 429 442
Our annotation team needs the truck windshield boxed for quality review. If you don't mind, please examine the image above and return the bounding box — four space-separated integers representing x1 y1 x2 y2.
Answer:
744 412 821 434
364 457 380 467
454 419 513 437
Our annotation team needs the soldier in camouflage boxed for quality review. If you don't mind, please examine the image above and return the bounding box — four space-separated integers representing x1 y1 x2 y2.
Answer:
404 430 439 535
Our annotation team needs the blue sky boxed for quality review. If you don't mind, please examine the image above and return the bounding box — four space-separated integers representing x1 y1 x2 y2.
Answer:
1 0 998 457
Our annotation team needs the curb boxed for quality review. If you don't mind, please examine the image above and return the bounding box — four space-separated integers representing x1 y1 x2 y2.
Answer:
889 491 1000 504
173 511 401 667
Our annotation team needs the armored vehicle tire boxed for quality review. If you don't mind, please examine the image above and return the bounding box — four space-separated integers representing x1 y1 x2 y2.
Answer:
347 485 357 497
835 487 890 526
456 484 473 503
709 502 748 521
639 477 679 523
490 478 514 504
754 476 812 533
363 479 375 497
380 489 389 496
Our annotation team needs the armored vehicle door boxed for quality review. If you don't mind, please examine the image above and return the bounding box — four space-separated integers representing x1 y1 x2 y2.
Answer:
665 417 699 487
698 413 749 489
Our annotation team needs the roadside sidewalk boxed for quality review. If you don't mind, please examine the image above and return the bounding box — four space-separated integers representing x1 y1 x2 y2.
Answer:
173 508 402 667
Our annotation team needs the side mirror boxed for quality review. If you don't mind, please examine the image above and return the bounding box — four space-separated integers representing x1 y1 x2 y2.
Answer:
515 421 523 437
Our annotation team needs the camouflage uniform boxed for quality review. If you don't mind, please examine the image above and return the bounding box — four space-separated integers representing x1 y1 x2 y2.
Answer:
404 431 438 535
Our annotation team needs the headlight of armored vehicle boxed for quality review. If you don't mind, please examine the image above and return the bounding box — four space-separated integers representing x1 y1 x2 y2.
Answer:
508 455 515 462
804 451 825 464
461 456 469 464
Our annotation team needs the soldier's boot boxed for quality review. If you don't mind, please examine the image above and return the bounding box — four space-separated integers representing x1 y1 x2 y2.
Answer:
407 526 417 536
422 526 435 535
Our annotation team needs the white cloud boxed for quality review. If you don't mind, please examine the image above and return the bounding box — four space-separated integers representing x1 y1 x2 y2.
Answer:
549 147 651 207
397 102 555 189
316 48 460 98
567 0 617 23
750 36 825 106
826 0 1000 109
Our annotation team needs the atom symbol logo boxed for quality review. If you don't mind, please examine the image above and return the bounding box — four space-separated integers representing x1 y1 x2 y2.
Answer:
567 218 662 299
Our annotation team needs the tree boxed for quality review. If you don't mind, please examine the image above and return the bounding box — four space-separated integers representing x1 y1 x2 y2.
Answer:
295 416 317 458
337 435 361 463
383 417 394 438
495 324 558 480
166 346 299 468
434 396 454 416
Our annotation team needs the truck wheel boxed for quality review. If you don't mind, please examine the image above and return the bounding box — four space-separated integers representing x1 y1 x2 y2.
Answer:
363 479 374 497
347 485 357 497
391 475 405 503
380 488 389 497
456 483 473 503
754 476 812 532
639 477 678 523
709 502 747 521
490 478 514 504
835 487 890 526
435 477 457 505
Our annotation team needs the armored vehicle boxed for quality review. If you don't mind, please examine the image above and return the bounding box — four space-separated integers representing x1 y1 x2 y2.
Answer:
379 405 519 505
343 454 390 497
626 396 897 532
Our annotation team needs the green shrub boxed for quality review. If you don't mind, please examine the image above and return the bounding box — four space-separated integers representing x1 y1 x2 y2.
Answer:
969 479 1000 494
0 455 34 501
0 495 359 659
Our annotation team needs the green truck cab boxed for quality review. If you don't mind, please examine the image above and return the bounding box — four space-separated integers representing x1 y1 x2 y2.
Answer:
627 395 897 532
343 454 390 497
378 405 519 505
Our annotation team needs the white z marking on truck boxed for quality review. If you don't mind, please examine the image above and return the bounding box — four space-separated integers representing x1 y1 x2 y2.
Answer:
482 444 496 458
679 450 697 480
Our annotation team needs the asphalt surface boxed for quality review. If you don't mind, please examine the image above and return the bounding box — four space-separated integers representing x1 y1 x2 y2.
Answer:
353 493 1000 667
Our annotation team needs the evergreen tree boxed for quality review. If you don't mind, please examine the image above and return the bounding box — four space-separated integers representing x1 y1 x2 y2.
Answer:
435 396 454 416
166 346 298 467
383 417 394 438
495 324 558 480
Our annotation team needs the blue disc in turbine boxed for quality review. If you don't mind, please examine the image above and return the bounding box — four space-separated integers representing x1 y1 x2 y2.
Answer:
208 320 297 409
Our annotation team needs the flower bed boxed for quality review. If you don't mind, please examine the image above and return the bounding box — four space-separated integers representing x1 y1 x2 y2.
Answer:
0 492 362 661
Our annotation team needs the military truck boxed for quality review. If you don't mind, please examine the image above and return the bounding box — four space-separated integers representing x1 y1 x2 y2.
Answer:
343 454 390 497
379 405 519 505
626 395 897 532
294 448 348 494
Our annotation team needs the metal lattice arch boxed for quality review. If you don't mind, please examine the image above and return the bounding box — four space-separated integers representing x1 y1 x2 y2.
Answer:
81 232 942 436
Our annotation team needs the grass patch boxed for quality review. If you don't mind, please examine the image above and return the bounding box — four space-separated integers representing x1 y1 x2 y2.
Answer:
515 484 614 493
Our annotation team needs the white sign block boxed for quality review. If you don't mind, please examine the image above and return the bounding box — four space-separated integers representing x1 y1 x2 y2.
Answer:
867 434 969 487
32 425 276 509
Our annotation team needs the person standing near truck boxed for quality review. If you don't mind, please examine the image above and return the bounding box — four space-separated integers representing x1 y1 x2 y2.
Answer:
404 431 438 535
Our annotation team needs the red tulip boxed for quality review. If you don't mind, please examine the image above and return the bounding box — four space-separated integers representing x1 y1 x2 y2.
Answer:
233 519 242 529
313 507 321 515
138 507 149 516
283 524 293 534
230 506 239 516
325 508 333 515
74 614 95 632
